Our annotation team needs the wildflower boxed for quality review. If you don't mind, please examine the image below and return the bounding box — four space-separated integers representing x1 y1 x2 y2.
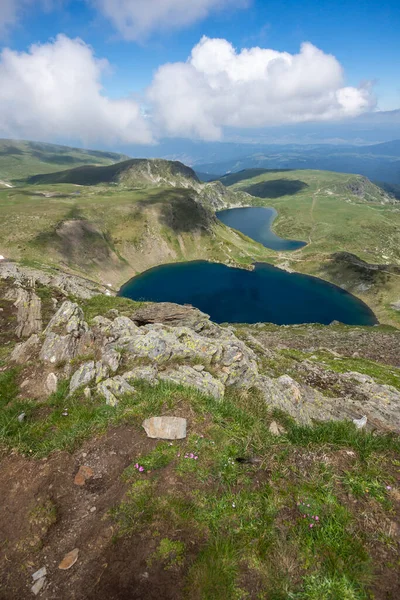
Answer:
386 485 392 490
134 463 139 469
194 456 198 460
232 502 236 508
309 524 314 528
177 453 180 458
315 516 319 521
139 466 144 472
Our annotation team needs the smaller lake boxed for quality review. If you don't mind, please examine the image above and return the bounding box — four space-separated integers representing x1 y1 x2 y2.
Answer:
119 261 377 326
217 207 307 251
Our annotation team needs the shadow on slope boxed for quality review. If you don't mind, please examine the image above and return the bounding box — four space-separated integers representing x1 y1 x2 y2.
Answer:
31 217 125 270
137 189 215 234
244 178 308 199
219 168 294 186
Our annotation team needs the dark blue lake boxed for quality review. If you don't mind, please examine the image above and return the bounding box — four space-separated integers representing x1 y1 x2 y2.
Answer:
119 261 377 326
217 207 306 251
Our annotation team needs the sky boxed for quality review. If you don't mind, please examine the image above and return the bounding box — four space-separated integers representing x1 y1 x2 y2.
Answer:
0 0 399 148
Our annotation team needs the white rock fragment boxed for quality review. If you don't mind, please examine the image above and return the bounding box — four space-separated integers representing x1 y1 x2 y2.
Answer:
46 372 58 394
31 576 46 595
142 416 187 440
353 415 367 429
32 567 47 581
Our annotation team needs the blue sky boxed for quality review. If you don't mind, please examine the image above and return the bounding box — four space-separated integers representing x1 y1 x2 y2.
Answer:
0 0 399 147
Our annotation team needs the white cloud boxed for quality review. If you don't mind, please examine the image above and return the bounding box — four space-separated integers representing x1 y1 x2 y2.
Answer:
0 35 152 144
91 0 247 41
148 36 375 140
0 0 56 36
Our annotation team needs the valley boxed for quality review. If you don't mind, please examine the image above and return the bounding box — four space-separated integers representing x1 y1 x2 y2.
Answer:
1 150 399 325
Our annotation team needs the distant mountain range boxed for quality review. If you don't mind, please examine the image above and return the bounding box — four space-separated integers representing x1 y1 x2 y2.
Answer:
1 137 400 190
193 140 400 186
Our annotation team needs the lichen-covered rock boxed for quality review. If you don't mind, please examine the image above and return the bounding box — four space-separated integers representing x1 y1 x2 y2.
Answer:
11 334 41 363
45 301 88 337
13 288 42 338
122 365 159 385
0 261 111 299
70 362 97 393
257 370 400 433
101 349 121 373
132 302 210 331
40 301 91 365
158 365 225 399
97 376 135 406
258 374 333 425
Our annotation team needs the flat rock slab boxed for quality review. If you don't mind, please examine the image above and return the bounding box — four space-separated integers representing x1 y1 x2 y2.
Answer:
58 548 79 570
142 416 187 440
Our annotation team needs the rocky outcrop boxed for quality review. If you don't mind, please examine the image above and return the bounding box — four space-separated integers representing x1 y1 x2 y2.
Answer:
131 302 210 330
9 296 400 432
13 288 42 338
158 365 225 399
39 302 92 367
0 261 113 300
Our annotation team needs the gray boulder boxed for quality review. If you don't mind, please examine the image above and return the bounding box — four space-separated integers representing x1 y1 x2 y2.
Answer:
122 365 159 385
70 361 97 394
40 301 91 365
159 365 225 399
13 288 42 338
11 334 41 363
97 376 135 406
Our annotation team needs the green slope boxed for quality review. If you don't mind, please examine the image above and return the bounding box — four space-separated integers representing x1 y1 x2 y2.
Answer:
0 139 129 182
220 168 400 324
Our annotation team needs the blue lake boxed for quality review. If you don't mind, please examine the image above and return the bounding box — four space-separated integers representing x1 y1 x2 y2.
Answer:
217 206 307 251
119 261 377 326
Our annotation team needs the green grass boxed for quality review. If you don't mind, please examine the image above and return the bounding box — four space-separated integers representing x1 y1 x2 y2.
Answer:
0 138 128 181
0 367 21 408
1 371 399 597
79 295 146 322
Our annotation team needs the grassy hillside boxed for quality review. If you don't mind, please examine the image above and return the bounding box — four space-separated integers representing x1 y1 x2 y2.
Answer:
0 180 273 289
0 139 129 182
220 169 400 324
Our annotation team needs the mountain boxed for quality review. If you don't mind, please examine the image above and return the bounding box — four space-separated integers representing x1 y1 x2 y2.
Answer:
195 142 400 184
0 139 129 182
28 158 201 188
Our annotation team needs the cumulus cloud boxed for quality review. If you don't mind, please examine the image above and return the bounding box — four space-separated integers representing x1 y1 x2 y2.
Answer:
0 35 152 144
148 36 375 140
91 0 247 41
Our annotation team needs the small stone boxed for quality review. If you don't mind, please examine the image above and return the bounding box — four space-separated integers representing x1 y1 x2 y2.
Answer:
90 506 96 513
74 465 94 486
353 415 367 429
142 416 187 440
18 412 26 423
31 576 46 595
269 421 286 436
58 548 79 570
193 364 205 372
32 567 47 581
83 387 91 399
46 372 58 394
